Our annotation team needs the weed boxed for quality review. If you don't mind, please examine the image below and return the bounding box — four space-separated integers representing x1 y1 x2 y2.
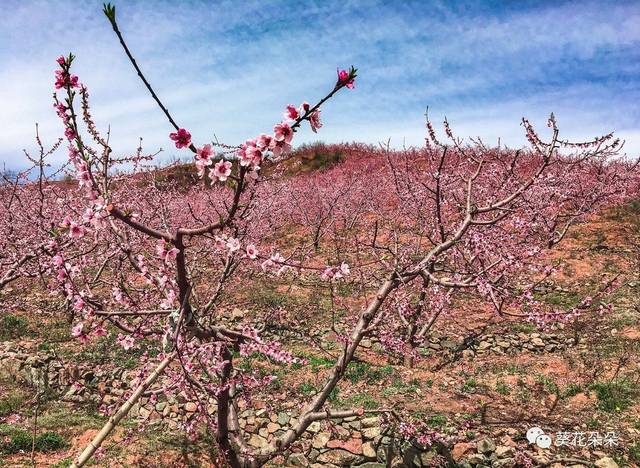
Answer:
0 390 27 417
426 413 447 428
563 383 583 398
630 442 640 464
345 361 391 384
0 314 29 339
495 381 510 395
298 383 315 395
590 380 636 412
462 378 478 393
0 427 66 454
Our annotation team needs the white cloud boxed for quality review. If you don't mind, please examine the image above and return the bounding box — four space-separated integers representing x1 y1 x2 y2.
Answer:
1 0 638 170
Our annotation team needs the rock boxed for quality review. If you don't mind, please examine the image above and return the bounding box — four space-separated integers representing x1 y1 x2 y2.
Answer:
248 434 268 449
361 416 379 428
452 442 475 461
258 427 269 438
287 453 308 466
317 449 361 465
477 438 496 454
357 463 385 468
462 349 475 360
312 431 331 449
467 453 487 464
362 441 376 458
362 426 381 439
308 421 321 433
185 402 197 412
531 337 544 347
231 308 245 320
278 412 290 425
493 458 516 468
495 445 515 458
326 437 362 454
267 422 280 433
478 341 492 351
595 457 619 468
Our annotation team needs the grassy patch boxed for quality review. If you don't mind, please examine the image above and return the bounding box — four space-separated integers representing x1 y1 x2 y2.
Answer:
495 381 510 395
630 442 640 464
0 426 67 454
0 314 30 339
563 383 583 398
590 380 637 413
0 389 28 417
340 393 379 409
345 361 392 384
426 413 448 428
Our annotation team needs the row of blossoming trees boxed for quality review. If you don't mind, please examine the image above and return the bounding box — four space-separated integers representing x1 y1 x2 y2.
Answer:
1 3 638 467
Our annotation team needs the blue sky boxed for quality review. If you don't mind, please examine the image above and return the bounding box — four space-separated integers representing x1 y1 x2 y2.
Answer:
1 0 639 170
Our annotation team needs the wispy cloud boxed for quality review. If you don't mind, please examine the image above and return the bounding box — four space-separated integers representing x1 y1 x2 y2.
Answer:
1 0 639 170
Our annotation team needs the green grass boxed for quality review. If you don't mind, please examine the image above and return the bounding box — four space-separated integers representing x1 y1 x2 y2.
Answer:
426 413 448 428
0 314 30 339
340 393 379 409
510 323 536 333
462 378 479 393
298 383 315 394
563 383 583 398
590 380 637 413
0 390 28 417
630 442 640 464
0 426 67 454
345 361 393 384
495 381 510 395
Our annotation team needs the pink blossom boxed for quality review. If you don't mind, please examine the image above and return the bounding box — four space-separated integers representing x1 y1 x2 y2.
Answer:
169 128 191 149
73 296 86 312
273 122 293 144
54 103 67 119
54 69 79 89
56 56 66 65
213 160 232 182
309 109 322 133
240 146 262 168
257 133 273 151
246 244 258 259
299 102 311 114
340 262 350 276
53 255 64 267
117 333 135 350
71 322 84 337
271 139 292 157
196 143 214 162
69 222 85 238
227 237 241 252
283 104 299 121
238 139 258 166
195 159 208 178
214 236 227 250
321 267 334 281
337 68 355 89
65 127 76 141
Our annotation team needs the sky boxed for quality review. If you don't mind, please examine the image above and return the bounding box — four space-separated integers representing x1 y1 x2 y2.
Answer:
1 0 639 171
